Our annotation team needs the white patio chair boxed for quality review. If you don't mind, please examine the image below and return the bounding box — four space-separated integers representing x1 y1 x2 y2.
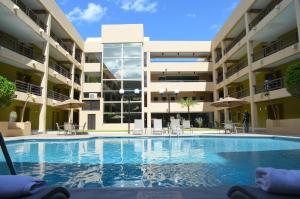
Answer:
133 119 143 135
182 120 193 134
170 119 182 135
56 123 63 135
152 119 163 135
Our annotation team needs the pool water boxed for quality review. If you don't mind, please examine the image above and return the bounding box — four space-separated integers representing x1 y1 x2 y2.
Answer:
1 137 300 188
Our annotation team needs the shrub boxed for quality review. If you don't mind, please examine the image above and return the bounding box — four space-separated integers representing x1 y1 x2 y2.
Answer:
285 62 300 98
0 75 16 108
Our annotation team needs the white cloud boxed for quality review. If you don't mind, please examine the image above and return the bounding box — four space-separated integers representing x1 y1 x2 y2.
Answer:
209 24 221 31
187 13 196 18
67 3 107 23
120 0 157 13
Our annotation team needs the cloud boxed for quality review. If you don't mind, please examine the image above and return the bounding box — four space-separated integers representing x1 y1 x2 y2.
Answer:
67 3 107 23
120 0 158 13
187 13 196 18
209 24 221 31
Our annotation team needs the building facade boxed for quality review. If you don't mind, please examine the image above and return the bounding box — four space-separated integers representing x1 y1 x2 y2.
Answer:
1 0 300 134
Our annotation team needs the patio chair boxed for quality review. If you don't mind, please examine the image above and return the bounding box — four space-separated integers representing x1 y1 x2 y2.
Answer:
63 123 72 135
152 119 163 135
170 119 182 135
74 123 87 135
133 119 143 135
182 120 193 134
224 123 237 134
56 123 63 135
215 121 223 133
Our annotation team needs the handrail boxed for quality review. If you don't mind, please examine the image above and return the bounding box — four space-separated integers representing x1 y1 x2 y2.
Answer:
0 133 17 175
224 30 246 54
217 74 223 83
228 88 250 99
15 80 42 96
50 31 73 54
49 62 71 79
152 80 212 83
47 90 70 102
0 31 45 63
75 53 82 63
249 0 282 30
255 77 284 94
252 32 299 62
215 53 222 63
11 0 47 31
74 76 81 85
226 58 248 78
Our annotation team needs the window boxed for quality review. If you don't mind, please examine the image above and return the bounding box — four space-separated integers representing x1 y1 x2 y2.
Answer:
84 72 101 83
85 53 101 63
82 100 100 110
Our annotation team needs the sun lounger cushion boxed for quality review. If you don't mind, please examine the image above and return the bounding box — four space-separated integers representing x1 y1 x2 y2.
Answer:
228 186 299 199
22 187 70 199
0 175 47 199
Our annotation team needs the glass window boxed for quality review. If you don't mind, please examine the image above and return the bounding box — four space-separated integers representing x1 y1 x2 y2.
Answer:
123 103 142 112
84 72 101 83
123 69 142 79
83 92 101 98
123 58 141 69
82 100 100 110
123 113 142 123
123 47 141 58
103 47 122 58
104 113 122 123
103 58 122 79
103 91 122 101
85 53 101 63
123 81 142 91
104 103 121 113
103 80 121 91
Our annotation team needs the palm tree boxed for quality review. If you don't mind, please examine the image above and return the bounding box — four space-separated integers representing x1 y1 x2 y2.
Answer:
180 97 197 121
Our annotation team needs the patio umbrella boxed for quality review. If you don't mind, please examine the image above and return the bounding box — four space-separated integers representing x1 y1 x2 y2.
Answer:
211 97 248 108
55 99 85 110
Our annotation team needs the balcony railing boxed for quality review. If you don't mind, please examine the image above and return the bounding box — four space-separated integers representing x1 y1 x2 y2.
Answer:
47 90 70 102
226 58 248 78
11 0 47 31
49 62 71 79
217 74 223 83
215 54 222 63
74 76 81 85
249 0 282 30
75 53 82 63
255 78 284 94
228 88 250 99
0 31 45 63
152 79 212 83
15 80 42 96
252 32 298 62
50 31 72 54
224 30 246 54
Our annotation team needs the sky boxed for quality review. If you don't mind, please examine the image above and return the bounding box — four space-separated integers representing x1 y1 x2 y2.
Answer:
56 0 240 41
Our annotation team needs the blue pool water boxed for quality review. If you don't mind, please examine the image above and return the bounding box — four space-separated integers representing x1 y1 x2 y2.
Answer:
1 137 300 188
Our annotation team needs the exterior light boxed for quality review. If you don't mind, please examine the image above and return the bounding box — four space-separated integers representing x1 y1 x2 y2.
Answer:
174 89 179 95
39 28 44 34
53 71 58 75
159 89 164 95
13 5 20 11
119 89 125 95
134 89 140 94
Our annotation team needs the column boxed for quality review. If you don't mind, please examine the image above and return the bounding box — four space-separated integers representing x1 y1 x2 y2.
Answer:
38 13 51 133
223 85 230 122
295 0 300 41
146 52 152 133
69 42 76 123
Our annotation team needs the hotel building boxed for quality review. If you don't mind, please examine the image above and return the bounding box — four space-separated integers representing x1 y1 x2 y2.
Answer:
1 0 300 134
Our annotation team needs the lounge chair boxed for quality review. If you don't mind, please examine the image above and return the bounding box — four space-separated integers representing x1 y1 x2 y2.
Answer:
133 119 143 135
170 119 182 135
224 123 237 134
228 186 299 199
152 119 163 135
56 123 63 135
182 120 193 134
74 123 87 135
64 123 72 135
215 121 223 133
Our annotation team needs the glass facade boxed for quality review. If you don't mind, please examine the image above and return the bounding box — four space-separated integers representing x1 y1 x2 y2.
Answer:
102 43 143 123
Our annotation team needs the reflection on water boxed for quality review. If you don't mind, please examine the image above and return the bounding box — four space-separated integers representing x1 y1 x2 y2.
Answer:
1 137 300 188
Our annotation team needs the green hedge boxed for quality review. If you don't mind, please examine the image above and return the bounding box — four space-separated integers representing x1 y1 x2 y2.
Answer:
285 62 300 98
0 75 16 108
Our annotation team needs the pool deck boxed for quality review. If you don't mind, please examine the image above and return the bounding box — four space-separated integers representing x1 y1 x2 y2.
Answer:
4 130 300 142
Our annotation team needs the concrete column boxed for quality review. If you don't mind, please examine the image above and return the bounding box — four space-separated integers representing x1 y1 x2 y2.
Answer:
38 14 51 133
69 42 76 123
223 85 230 122
295 0 300 41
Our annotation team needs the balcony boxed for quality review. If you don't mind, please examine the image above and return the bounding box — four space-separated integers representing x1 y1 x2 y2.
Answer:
49 62 71 79
75 53 82 63
255 78 284 94
0 31 45 63
226 58 248 78
74 76 81 85
252 32 298 62
215 54 222 63
50 31 72 55
224 30 246 54
249 0 282 31
228 88 250 99
217 74 223 83
11 0 47 31
15 80 42 96
47 90 69 102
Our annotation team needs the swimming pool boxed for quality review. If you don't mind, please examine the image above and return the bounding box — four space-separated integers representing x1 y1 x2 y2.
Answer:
1 136 300 188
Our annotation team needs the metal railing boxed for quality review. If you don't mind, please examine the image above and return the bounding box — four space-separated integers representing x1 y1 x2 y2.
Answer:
15 80 42 96
0 31 45 63
217 74 223 83
74 76 81 85
226 58 248 78
255 78 284 94
50 31 72 54
224 30 246 54
153 79 212 83
49 62 71 79
75 53 82 63
11 0 47 31
252 32 298 62
47 90 69 102
249 0 282 30
228 88 250 99
215 53 222 63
